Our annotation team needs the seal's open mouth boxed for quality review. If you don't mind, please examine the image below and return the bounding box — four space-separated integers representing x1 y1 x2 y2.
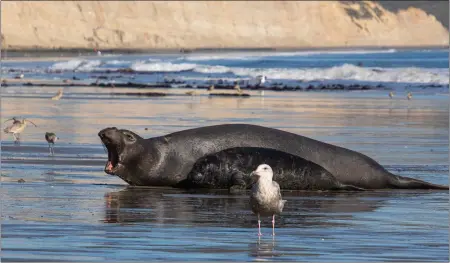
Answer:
100 136 122 175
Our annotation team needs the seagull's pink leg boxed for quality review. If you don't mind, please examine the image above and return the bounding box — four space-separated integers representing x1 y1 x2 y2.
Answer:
272 215 275 236
258 214 262 236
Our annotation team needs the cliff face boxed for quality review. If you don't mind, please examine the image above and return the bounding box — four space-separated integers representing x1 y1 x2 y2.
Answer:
1 1 448 50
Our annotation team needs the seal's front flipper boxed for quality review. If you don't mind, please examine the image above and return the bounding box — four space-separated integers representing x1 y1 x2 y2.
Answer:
337 183 367 191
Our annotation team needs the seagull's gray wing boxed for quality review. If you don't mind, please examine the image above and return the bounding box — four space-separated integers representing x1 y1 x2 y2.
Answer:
272 181 282 201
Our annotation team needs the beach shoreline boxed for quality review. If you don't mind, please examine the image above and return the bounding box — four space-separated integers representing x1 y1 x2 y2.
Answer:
1 45 448 59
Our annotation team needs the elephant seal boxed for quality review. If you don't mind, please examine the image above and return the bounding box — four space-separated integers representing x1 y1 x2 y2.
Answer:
98 124 449 190
181 147 366 192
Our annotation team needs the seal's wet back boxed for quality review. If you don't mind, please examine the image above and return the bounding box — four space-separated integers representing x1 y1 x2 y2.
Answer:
97 124 449 190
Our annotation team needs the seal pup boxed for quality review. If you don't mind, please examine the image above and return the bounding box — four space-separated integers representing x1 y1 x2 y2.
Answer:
250 164 286 236
45 132 59 156
183 147 365 192
98 124 449 190
4 117 37 143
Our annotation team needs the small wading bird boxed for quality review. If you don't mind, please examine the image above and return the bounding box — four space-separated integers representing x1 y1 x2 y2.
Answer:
234 84 242 95
51 89 64 100
45 132 59 156
250 164 287 237
389 92 394 98
3 117 38 143
407 92 412 100
185 90 197 96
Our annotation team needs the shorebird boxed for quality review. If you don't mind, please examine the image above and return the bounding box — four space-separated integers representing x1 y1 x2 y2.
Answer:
407 92 412 100
45 132 59 156
389 92 394 98
51 89 64 100
234 84 243 95
250 164 287 237
256 75 267 86
185 90 197 96
3 117 38 143
14 73 24 79
207 85 215 92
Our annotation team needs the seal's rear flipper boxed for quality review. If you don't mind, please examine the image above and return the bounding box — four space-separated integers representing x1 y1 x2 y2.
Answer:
337 183 367 191
390 175 449 190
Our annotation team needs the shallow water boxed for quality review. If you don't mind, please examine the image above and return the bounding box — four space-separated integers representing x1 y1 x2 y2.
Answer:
1 81 448 262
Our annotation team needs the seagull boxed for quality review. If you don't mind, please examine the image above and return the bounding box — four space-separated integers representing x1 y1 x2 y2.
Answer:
389 92 394 98
51 89 64 100
250 164 287 237
407 92 412 100
45 132 59 156
14 73 24 79
256 75 267 86
3 117 38 143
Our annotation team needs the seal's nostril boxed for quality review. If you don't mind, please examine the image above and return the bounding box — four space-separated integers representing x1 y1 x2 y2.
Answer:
99 131 105 138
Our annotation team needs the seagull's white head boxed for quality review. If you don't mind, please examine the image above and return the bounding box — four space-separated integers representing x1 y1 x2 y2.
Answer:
252 164 273 182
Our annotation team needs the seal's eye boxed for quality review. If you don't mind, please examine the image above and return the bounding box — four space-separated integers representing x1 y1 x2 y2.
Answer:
125 133 135 141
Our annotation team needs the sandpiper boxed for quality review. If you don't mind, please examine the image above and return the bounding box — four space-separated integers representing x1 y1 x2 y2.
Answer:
45 132 59 156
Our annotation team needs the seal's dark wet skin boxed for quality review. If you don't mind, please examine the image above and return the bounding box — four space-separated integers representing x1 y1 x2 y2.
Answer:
97 124 449 190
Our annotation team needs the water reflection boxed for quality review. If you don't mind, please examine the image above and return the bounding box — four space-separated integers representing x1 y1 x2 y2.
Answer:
102 187 420 228
249 237 281 260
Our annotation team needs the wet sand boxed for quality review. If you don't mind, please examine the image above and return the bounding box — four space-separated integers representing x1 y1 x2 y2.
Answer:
1 84 448 261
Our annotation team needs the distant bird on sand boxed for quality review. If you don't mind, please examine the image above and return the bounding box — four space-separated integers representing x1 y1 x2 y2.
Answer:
45 132 59 156
256 75 267 86
234 84 242 95
250 164 287 237
389 92 394 98
51 89 64 100
185 90 197 96
407 92 412 100
14 73 24 79
207 85 215 92
3 117 38 143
